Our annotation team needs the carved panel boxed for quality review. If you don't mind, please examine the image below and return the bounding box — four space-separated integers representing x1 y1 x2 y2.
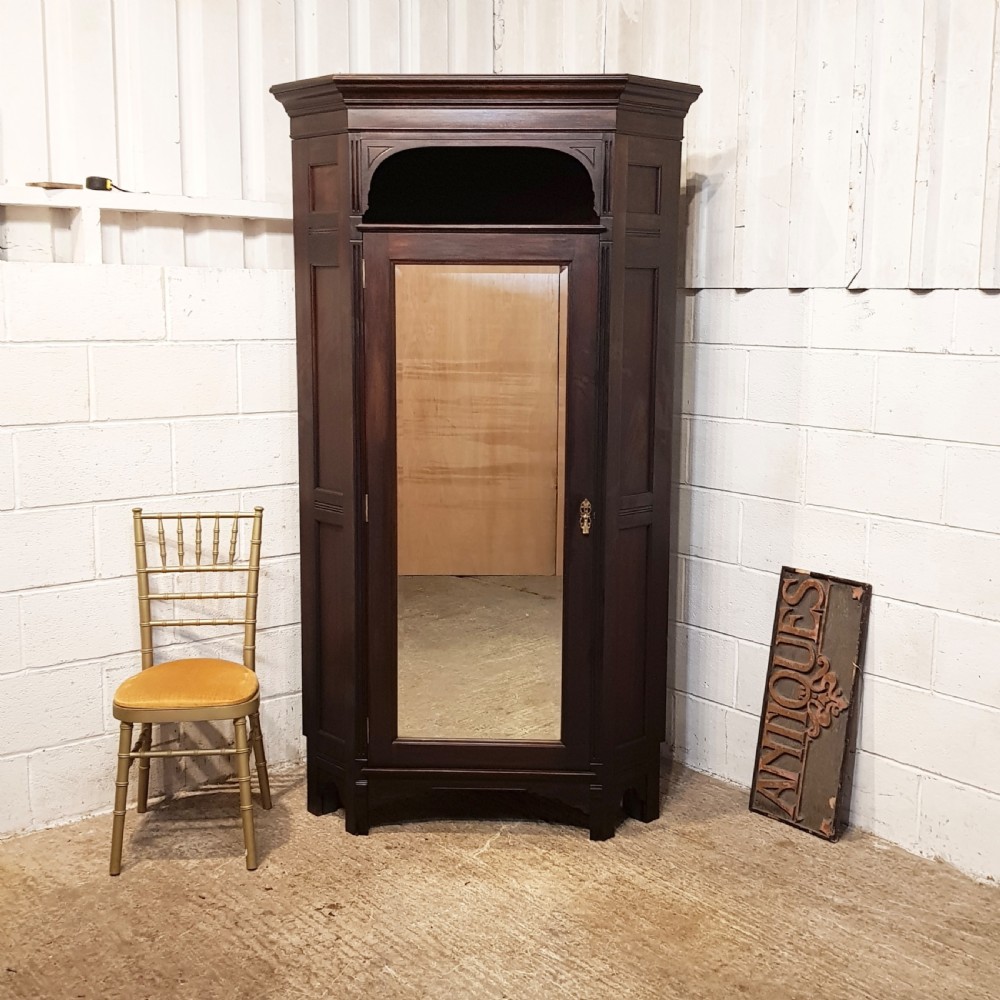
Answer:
607 526 651 742
349 136 363 213
366 144 394 167
750 567 872 840
313 266 348 490
318 521 352 740
309 164 340 213
619 267 658 495
627 164 661 215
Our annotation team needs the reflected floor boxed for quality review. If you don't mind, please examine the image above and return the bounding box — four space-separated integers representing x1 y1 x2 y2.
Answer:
397 575 562 741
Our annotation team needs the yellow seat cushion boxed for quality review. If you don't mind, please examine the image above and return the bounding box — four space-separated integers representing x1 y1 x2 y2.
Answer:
113 658 259 711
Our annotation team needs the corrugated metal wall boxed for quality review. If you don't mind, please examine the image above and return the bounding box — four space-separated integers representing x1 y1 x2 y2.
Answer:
1 0 998 287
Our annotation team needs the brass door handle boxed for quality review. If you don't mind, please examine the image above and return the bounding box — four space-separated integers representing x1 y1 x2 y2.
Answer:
579 499 593 536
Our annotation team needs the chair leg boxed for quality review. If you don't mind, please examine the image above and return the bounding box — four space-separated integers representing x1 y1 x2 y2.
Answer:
136 724 152 813
109 721 134 876
233 717 257 870
249 711 272 810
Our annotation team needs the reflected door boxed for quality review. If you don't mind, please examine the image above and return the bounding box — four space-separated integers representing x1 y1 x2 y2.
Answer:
364 232 599 767
395 264 566 741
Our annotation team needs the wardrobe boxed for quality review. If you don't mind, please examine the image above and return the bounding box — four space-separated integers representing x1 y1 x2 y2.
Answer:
272 74 700 839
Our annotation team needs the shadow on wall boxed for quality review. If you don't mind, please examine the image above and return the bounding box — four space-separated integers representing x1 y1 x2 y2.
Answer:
665 175 701 786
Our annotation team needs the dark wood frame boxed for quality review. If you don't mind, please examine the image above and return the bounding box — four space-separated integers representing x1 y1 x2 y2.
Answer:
363 229 599 773
272 75 701 840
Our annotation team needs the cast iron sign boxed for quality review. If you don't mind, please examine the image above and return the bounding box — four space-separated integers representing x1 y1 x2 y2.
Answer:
750 567 872 840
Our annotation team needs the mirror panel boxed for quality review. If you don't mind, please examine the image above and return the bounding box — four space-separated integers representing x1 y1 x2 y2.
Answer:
395 264 567 741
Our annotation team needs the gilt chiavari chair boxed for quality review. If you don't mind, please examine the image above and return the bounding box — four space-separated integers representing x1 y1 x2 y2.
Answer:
109 507 272 875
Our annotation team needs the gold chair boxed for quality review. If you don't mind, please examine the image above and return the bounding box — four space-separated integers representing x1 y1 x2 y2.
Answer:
109 507 273 875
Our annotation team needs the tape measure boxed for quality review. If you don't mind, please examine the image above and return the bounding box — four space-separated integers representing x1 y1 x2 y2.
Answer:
85 176 146 193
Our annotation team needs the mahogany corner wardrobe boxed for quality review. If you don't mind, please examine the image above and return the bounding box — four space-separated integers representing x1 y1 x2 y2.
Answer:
271 75 700 839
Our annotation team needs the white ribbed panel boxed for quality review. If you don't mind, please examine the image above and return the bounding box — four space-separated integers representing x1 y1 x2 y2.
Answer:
1 0 999 287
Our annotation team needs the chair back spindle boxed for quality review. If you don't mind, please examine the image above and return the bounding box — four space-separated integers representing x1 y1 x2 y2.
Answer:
243 512 263 672
131 507 265 671
228 517 240 565
133 509 155 670
156 518 167 568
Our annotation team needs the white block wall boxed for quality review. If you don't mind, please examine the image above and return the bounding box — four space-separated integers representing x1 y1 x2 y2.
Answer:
673 287 1000 883
0 263 303 835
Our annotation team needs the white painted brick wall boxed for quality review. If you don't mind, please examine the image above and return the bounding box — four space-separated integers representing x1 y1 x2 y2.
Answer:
0 757 30 833
810 288 956 353
255 626 302 697
91 344 239 419
0 594 21 674
3 267 999 885
864 597 936 687
805 431 946 522
172 414 298 492
734 640 768 715
0 262 302 839
869 519 1000 619
0 432 14 509
674 694 729 777
5 264 166 342
165 267 294 341
0 346 89 424
746 349 876 432
859 679 1000 796
673 624 737 705
681 345 747 418
919 777 1000 883
675 486 741 563
680 557 776 642
0 507 95 591
1 662 106 755
671 286 1000 883
16 423 174 506
690 289 809 347
739 497 868 580
244 485 299 556
28 735 129 827
846 753 921 852
687 418 805 500
934 614 1000 710
876 354 1000 446
239 343 298 413
944 445 1000 533
952 290 1000 355
19 577 141 669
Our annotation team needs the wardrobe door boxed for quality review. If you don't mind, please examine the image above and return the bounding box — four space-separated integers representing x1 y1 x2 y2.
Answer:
362 230 601 772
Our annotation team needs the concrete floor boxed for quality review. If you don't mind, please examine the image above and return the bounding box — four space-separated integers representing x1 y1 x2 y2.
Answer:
1 762 997 1000
397 575 563 740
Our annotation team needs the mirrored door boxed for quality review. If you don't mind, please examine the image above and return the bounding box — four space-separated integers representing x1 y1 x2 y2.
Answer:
394 263 567 741
364 231 599 767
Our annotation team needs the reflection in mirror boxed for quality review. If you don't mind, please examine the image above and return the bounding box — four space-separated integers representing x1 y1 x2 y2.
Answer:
395 264 567 741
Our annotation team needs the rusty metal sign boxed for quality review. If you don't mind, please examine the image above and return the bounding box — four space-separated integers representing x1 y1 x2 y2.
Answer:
749 567 872 840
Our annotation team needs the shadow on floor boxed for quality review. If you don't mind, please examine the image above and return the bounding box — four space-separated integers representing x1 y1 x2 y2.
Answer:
368 787 595 835
123 767 302 866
